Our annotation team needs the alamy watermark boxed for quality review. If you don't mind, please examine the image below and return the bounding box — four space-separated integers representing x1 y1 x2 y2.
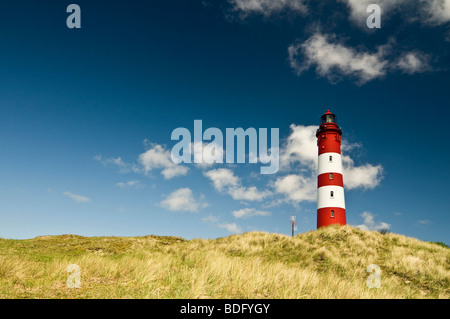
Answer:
170 120 279 174
66 4 81 29
65 4 380 30
367 4 381 29
366 264 381 288
67 264 81 288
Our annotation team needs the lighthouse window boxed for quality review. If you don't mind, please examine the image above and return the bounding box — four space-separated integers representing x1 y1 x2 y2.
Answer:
330 191 334 198
330 173 333 179
329 156 333 162
331 210 335 218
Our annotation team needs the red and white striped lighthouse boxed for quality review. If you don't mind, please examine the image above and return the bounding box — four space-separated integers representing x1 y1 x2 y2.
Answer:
316 110 346 228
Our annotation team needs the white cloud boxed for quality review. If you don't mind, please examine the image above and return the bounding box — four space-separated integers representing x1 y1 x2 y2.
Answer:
116 180 143 189
203 168 239 191
230 0 307 17
63 191 91 203
231 208 271 218
161 165 189 179
288 32 434 84
424 0 450 25
159 188 208 212
342 155 383 190
288 32 389 84
279 124 318 170
204 168 270 202
396 52 431 74
139 144 188 179
218 222 242 234
273 174 316 204
356 212 391 231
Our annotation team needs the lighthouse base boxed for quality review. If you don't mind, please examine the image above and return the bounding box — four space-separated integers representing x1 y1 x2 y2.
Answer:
317 207 346 229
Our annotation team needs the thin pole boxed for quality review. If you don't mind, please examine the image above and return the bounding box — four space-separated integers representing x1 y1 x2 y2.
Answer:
291 214 295 238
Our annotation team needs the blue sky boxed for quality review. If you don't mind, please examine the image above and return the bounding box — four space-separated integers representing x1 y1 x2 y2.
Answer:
0 1 449 244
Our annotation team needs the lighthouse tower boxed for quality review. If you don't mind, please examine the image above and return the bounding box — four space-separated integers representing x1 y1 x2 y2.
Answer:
316 110 346 228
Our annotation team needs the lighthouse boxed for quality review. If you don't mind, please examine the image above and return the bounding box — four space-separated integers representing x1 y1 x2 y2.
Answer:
316 110 346 228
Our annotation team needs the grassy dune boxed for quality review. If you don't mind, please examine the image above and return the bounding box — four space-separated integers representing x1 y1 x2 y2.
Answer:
0 225 448 299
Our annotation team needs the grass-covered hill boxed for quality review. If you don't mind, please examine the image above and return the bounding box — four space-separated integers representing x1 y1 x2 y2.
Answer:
0 225 448 298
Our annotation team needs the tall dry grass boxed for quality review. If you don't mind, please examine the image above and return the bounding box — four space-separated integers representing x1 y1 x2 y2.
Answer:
0 225 448 298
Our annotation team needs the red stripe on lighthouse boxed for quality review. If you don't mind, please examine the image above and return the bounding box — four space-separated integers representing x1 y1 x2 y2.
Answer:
317 130 342 155
317 207 346 228
318 172 343 188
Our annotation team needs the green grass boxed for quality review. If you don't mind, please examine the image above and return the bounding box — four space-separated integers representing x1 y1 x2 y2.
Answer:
0 225 448 299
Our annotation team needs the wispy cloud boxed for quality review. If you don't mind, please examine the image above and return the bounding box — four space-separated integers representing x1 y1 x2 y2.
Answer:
63 191 91 203
227 186 271 202
94 155 140 174
396 51 431 74
96 142 189 180
202 214 219 223
115 180 143 189
229 0 307 18
202 214 244 235
218 222 242 234
231 208 271 219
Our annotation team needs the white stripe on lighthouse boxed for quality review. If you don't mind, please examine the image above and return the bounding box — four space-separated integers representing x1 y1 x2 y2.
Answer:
317 186 346 209
318 152 343 175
